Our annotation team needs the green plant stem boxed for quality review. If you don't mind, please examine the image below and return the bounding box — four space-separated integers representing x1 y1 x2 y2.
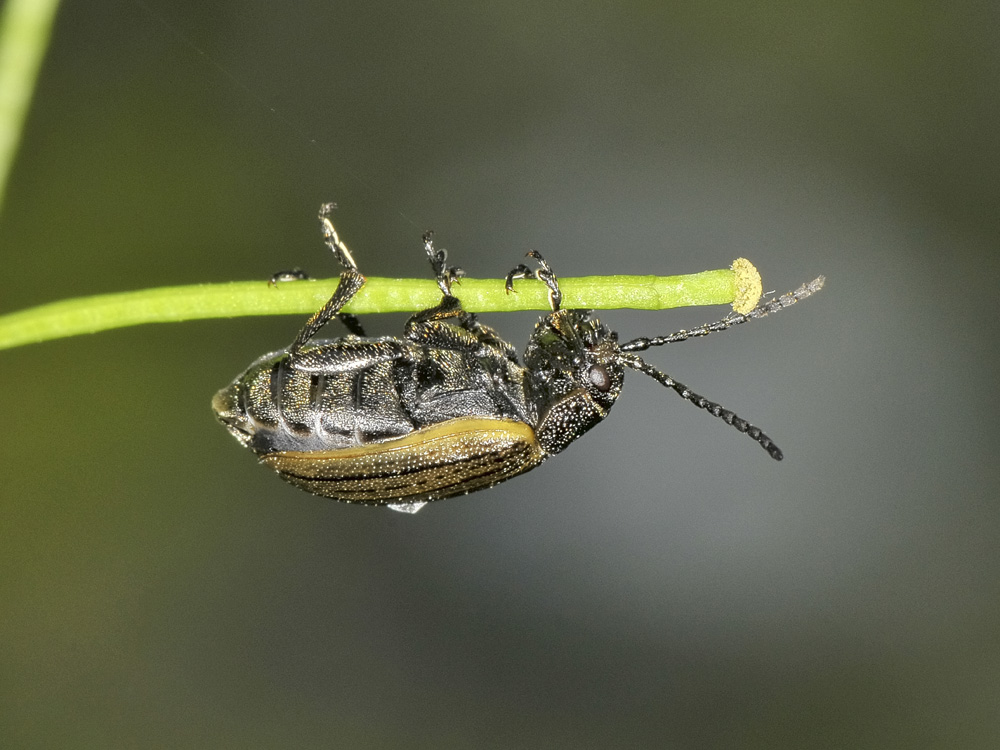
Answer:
0 0 62 213
0 265 756 351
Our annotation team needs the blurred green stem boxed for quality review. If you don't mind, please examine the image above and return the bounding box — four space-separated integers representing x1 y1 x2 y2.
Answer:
0 0 62 214
0 261 762 351
0 5 768 355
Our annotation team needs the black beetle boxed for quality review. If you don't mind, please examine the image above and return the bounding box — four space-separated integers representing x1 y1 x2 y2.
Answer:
213 205 823 512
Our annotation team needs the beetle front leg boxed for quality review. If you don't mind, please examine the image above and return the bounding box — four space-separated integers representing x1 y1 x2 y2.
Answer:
505 250 562 311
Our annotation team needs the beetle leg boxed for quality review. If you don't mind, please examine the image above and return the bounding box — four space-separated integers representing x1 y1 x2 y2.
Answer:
405 295 518 360
505 250 562 311
288 339 413 373
285 205 370 355
319 202 359 272
416 229 512 357
335 311 366 337
268 267 365 336
405 296 480 350
318 203 366 338
288 270 366 356
461 319 519 360
268 268 310 286
423 230 465 296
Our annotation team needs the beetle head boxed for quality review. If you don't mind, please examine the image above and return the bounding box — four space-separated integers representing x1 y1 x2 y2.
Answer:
524 305 791 461
523 309 626 412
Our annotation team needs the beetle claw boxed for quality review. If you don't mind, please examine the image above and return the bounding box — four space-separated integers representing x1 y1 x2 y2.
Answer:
505 251 561 310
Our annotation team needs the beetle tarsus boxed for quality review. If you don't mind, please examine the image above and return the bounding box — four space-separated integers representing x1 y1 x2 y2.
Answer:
423 230 465 296
505 250 562 311
319 204 359 272
268 268 310 287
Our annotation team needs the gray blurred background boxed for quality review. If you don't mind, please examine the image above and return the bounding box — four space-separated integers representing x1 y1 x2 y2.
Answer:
1 1 997 747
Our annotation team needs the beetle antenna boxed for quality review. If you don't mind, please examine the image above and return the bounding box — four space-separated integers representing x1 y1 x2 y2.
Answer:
620 276 824 353
619 353 784 460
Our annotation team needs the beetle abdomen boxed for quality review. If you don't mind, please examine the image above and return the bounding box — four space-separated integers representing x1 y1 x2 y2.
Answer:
261 417 545 504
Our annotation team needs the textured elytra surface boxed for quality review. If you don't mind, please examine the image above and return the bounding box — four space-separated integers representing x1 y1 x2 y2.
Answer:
262 417 545 504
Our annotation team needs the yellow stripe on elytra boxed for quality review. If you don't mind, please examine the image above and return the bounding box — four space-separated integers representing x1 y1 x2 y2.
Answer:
271 417 538 463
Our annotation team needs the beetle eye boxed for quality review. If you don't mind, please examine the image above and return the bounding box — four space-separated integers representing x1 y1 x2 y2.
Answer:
587 364 613 392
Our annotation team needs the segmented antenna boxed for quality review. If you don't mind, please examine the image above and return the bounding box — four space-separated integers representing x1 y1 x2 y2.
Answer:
621 276 824 353
619 353 784 460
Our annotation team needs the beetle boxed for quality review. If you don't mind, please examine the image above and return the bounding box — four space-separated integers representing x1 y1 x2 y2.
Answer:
213 204 823 513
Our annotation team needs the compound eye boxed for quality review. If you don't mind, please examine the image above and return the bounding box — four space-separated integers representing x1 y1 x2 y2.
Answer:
587 364 613 392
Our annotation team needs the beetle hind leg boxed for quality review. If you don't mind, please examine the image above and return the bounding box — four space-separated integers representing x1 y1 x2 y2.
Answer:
319 202 360 272
286 205 368 355
318 203 367 338
505 249 562 311
288 270 365 355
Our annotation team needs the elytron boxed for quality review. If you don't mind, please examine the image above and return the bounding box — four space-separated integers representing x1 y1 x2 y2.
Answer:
213 204 823 513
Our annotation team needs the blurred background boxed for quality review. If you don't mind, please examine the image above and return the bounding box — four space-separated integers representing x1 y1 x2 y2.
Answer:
1 1 997 747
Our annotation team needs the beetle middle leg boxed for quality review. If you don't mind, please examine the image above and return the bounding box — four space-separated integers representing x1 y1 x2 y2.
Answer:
287 205 367 356
405 295 517 361
505 250 562 311
423 230 465 296
404 233 517 361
